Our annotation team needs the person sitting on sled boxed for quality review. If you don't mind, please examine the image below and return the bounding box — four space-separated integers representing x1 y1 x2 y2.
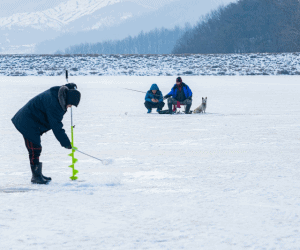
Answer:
144 83 165 113
164 77 192 114
11 83 81 184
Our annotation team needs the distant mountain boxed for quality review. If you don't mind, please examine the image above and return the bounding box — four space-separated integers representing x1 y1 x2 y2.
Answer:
0 0 153 53
36 0 226 54
0 0 173 17
0 0 122 30
0 0 233 54
0 0 69 18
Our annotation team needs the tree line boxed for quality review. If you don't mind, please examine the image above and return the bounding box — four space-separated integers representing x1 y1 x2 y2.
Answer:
57 0 300 55
173 0 300 54
58 26 191 55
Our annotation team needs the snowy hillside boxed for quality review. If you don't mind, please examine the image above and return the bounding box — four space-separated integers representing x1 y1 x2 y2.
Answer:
0 0 231 54
0 0 68 18
0 53 299 76
0 0 121 30
1 75 300 249
0 0 154 54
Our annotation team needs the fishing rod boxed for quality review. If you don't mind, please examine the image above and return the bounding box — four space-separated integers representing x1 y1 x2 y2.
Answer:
72 148 112 165
123 88 146 94
123 88 161 98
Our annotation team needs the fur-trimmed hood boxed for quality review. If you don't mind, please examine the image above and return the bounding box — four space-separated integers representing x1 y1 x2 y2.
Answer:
58 86 69 112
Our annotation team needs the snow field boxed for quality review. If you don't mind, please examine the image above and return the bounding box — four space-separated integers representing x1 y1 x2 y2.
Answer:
1 76 300 249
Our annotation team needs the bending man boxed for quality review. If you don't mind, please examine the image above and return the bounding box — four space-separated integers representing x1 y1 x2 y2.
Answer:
12 83 81 184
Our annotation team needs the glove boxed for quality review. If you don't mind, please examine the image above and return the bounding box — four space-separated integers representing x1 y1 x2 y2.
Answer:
65 144 72 149
65 83 77 90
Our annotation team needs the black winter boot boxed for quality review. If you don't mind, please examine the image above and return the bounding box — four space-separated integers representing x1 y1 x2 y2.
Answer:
168 103 173 114
185 104 192 114
40 162 52 181
30 163 49 184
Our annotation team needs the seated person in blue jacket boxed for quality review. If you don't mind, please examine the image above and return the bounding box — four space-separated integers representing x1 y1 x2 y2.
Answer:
11 83 81 185
144 84 165 113
164 77 192 114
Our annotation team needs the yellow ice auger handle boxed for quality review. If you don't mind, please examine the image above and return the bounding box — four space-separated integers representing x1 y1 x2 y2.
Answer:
66 69 78 180
69 125 79 180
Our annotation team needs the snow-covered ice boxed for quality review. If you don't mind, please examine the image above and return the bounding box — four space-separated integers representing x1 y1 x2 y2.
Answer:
1 76 300 249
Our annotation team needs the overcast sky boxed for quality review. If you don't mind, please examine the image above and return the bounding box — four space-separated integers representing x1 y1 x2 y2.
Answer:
0 0 237 17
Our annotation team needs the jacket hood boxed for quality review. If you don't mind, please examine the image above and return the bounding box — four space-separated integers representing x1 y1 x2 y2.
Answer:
58 86 69 112
150 84 159 91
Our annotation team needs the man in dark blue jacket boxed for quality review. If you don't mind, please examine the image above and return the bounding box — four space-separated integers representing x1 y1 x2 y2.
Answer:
164 77 193 114
144 84 165 113
12 83 81 184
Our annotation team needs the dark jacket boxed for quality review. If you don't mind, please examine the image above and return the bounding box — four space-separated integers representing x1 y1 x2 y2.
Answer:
11 84 76 147
145 84 163 103
164 82 193 100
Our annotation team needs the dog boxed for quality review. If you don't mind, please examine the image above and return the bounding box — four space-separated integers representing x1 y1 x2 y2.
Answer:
193 97 207 113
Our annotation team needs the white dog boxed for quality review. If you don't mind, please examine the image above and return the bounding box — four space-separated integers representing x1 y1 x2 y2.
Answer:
193 97 207 113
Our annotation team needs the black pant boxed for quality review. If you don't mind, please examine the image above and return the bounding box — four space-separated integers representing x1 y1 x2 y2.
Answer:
24 137 42 165
167 98 192 106
167 98 192 114
144 101 165 110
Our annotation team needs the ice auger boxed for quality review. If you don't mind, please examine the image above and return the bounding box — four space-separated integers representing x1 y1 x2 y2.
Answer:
66 70 79 180
69 124 79 180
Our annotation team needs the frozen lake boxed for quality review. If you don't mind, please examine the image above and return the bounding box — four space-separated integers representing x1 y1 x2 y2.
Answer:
1 76 300 249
